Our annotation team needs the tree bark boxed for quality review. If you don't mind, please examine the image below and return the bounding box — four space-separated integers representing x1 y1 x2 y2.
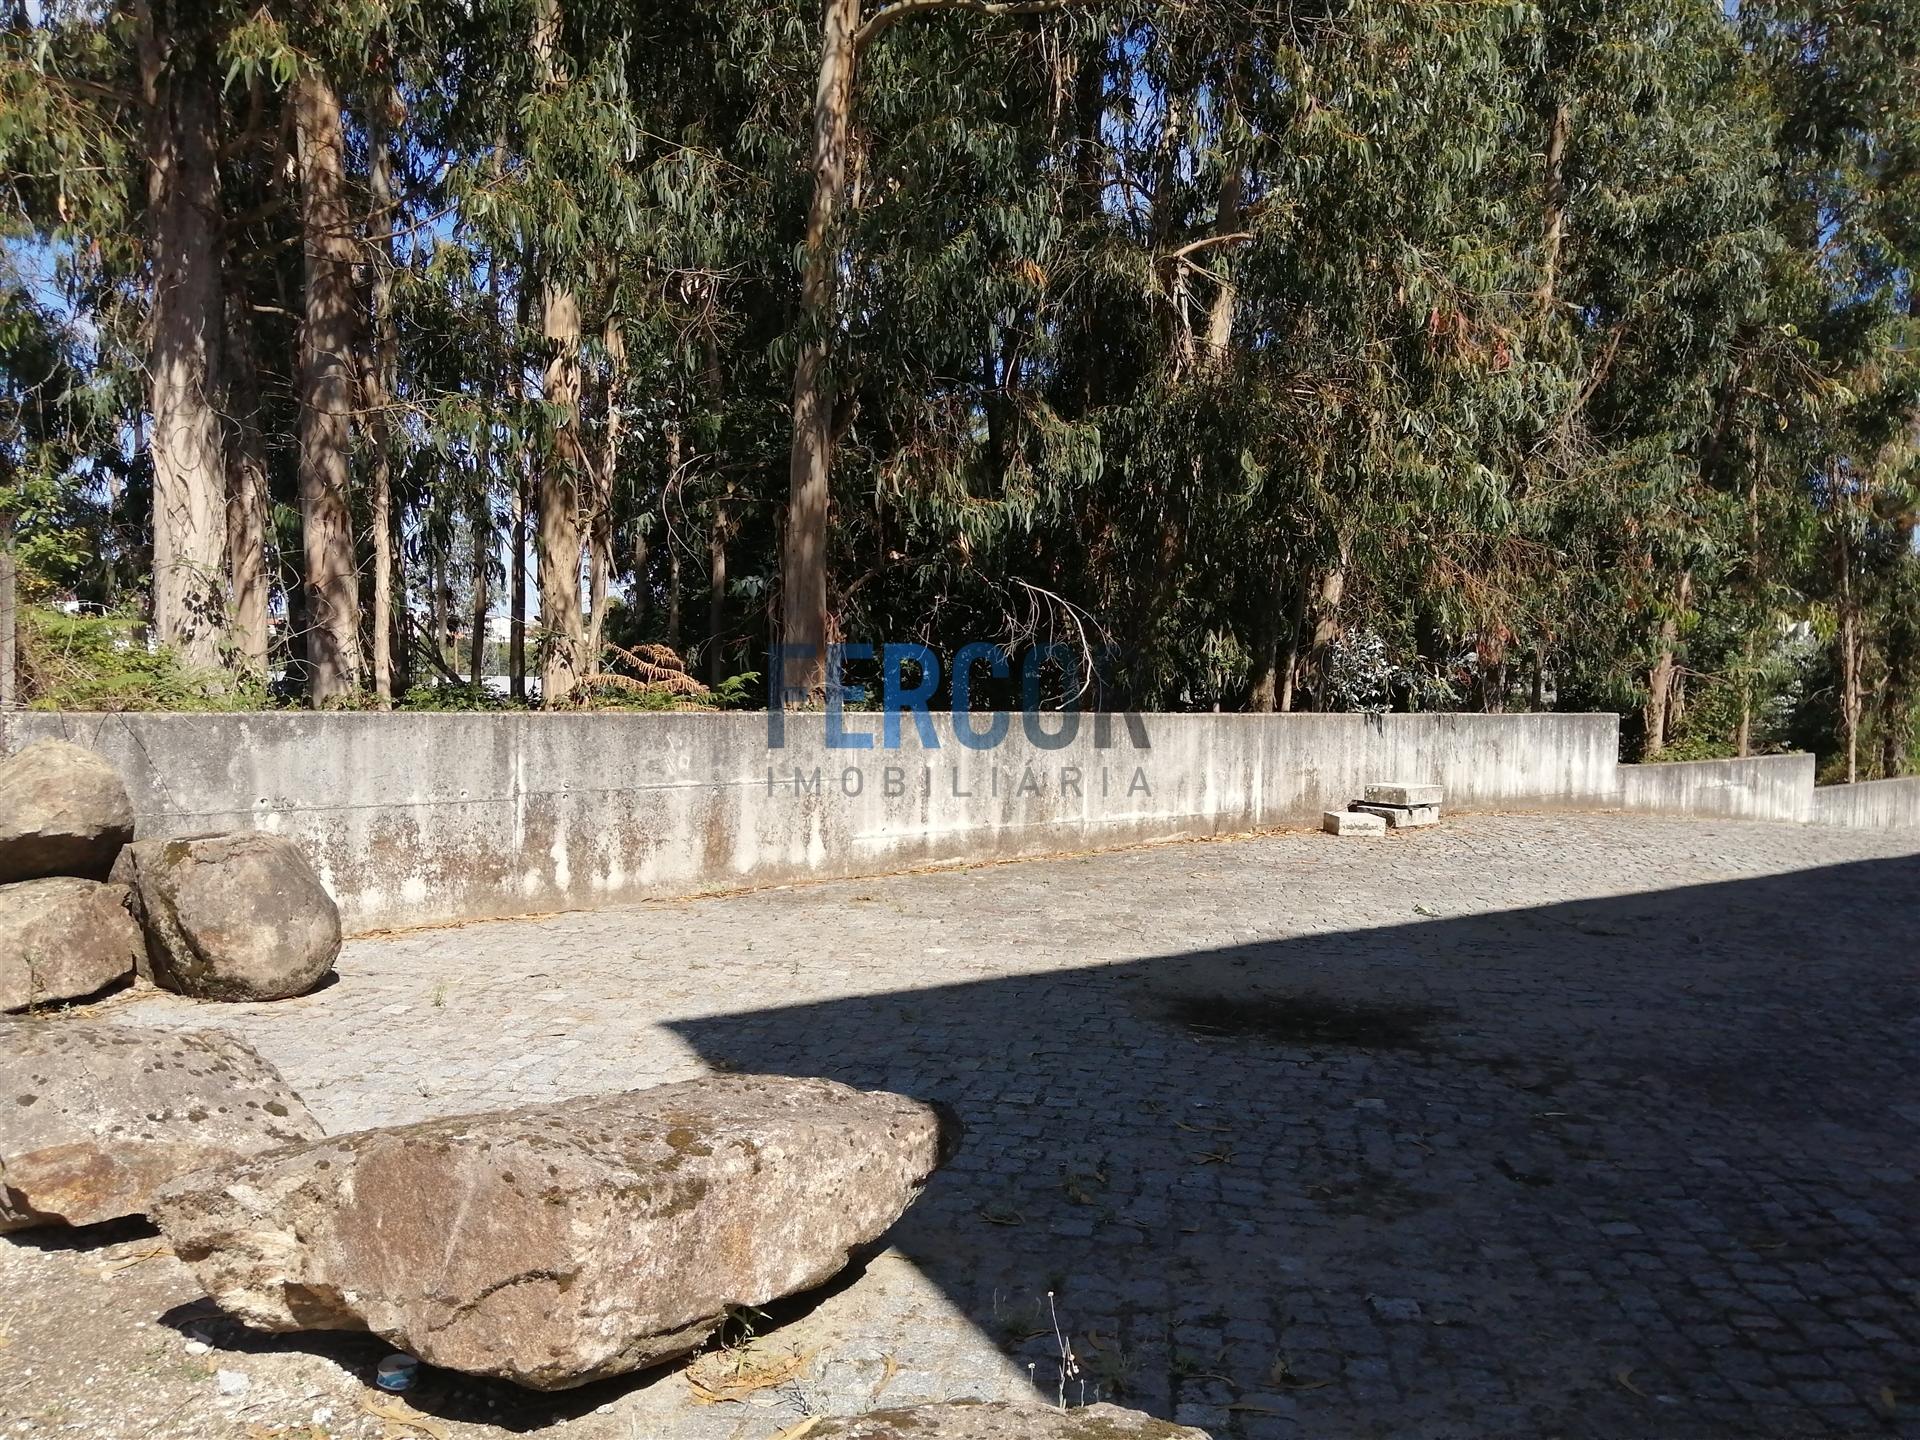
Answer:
139 5 228 672
708 500 729 686
221 271 270 678
628 518 648 631
536 283 586 702
1836 519 1860 784
1277 575 1310 714
0 509 15 710
1245 555 1284 713
509 475 527 701
1202 162 1243 366
782 0 862 703
468 496 492 689
530 0 584 704
365 83 400 708
292 69 364 704
667 543 683 651
1536 98 1570 315
1306 556 1348 710
583 318 623 668
663 420 683 649
1642 569 1691 759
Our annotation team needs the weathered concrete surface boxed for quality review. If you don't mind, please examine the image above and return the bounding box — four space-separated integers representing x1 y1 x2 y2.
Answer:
810 1403 1209 1438
1351 802 1439 829
1809 775 1920 830
1617 753 1816 823
153 1075 949 1389
0 712 1622 932
0 876 142 1011
113 833 341 1000
0 1020 322 1230
1363 782 1442 807
0 738 134 882
1322 809 1385 835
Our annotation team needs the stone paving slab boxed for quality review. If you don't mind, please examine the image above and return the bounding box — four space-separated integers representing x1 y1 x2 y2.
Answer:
3 813 1918 1439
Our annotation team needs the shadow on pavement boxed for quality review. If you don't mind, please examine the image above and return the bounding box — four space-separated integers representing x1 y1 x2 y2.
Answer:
665 854 1920 1439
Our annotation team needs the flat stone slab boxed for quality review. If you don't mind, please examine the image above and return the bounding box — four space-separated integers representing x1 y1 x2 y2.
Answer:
1352 802 1441 829
811 1402 1211 1438
1365 781 1443 807
153 1074 951 1389
0 1021 322 1230
1324 809 1387 836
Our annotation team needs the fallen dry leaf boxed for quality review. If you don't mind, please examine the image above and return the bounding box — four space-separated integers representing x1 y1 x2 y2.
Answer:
98 1245 169 1278
687 1345 811 1404
868 1352 900 1403
358 1396 449 1439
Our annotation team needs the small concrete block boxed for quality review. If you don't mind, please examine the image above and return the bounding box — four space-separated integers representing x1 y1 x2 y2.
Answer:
1365 781 1443 807
1352 802 1441 829
1324 810 1387 836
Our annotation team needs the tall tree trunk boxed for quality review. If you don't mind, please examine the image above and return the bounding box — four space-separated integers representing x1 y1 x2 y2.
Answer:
536 283 585 702
530 0 583 704
667 544 682 652
365 83 400 708
0 509 15 710
781 0 861 703
1277 575 1310 714
1306 551 1348 710
427 550 445 665
468 498 491 688
628 514 648 633
663 420 682 649
708 500 729 687
292 69 364 704
583 318 623 668
139 5 228 671
509 475 527 701
1837 519 1860 784
1736 633 1755 758
1245 555 1284 713
221 272 270 677
1536 98 1570 315
1642 569 1691 759
1202 162 1243 366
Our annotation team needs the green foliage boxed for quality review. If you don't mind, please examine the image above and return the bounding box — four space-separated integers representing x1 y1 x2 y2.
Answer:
17 608 268 711
1 0 1916 786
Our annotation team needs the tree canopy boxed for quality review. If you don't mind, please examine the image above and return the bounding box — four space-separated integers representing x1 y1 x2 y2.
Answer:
1 0 1916 775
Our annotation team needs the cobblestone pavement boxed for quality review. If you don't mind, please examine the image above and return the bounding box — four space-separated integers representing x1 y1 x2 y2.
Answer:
5 813 1920 1440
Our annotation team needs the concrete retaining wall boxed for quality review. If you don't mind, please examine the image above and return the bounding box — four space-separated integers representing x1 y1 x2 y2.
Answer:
0 710 1620 933
1617 753 1817 823
1808 777 1920 831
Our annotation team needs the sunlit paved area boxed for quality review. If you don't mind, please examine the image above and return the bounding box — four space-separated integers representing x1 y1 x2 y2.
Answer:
5 813 1918 1439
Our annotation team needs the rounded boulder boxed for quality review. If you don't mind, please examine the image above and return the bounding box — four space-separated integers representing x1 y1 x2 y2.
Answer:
114 833 340 1001
0 877 144 1012
0 740 135 883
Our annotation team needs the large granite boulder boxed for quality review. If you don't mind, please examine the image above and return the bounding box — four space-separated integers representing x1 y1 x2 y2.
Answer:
113 833 340 1001
0 740 135 883
0 1021 323 1231
810 1405 1210 1439
153 1075 953 1389
0 877 144 1012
